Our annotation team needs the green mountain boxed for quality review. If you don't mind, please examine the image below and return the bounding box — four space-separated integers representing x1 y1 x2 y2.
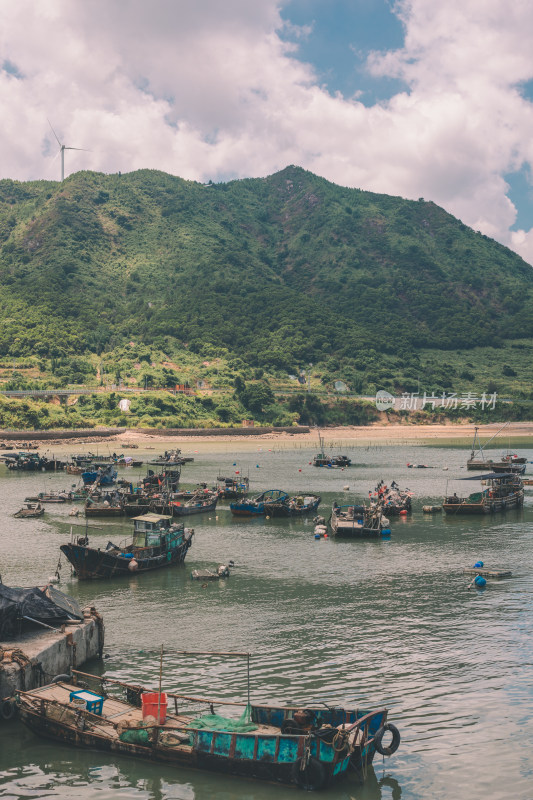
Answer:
1 165 532 376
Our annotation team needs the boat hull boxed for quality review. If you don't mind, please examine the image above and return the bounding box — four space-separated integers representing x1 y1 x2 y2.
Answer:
17 687 389 791
443 490 524 515
60 535 192 579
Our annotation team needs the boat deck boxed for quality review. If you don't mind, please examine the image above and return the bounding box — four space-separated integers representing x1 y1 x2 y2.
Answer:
22 683 282 739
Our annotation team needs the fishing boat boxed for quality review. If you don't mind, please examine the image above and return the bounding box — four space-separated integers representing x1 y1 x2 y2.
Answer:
14 502 45 519
312 434 351 468
369 481 412 515
15 667 400 791
171 490 218 517
443 472 524 515
1 452 66 471
230 489 289 517
330 503 391 538
217 476 250 499
143 467 181 492
268 494 321 517
122 492 152 517
84 493 124 518
81 464 118 486
60 513 193 579
25 491 71 503
467 424 526 472
147 449 193 466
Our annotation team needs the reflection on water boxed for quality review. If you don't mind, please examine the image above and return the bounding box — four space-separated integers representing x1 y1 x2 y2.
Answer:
1 440 533 799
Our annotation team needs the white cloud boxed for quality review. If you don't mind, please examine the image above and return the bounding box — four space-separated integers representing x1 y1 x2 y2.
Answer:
1 0 533 263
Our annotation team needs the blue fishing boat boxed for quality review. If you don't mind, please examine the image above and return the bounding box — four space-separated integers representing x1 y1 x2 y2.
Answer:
230 489 289 516
16 668 400 791
81 464 118 486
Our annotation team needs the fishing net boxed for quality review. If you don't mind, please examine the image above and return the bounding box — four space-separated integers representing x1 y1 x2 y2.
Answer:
189 703 257 732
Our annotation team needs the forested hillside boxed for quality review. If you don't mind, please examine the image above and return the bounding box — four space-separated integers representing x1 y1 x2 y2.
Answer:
1 165 533 426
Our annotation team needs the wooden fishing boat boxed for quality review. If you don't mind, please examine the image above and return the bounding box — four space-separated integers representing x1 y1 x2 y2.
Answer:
330 503 391 538
25 491 71 503
122 492 152 517
14 502 45 519
230 490 289 517
217 476 249 499
369 481 412 515
467 424 526 472
143 467 181 492
60 513 193 579
16 670 400 791
312 433 351 468
171 490 218 517
443 472 524 515
84 494 124 518
268 494 321 518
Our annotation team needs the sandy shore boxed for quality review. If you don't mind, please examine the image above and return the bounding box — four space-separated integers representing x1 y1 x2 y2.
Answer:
106 421 533 449
3 421 533 453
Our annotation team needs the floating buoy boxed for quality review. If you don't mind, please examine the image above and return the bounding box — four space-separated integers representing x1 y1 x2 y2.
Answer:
473 561 484 568
314 534 321 539
474 575 487 588
233 462 236 466
381 529 392 537
266 515 270 520
343 485 349 491
128 559 139 572
215 516 219 520
256 465 260 468
399 509 408 516
324 533 328 539
309 461 312 465
298 469 302 472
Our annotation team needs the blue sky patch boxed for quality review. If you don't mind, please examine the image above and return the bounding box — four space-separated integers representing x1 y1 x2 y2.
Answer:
279 0 407 104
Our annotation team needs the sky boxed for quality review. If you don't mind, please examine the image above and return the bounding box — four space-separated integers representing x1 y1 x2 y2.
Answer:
1 0 533 264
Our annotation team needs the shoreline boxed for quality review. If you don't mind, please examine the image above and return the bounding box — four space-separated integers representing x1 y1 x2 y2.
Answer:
2 421 533 448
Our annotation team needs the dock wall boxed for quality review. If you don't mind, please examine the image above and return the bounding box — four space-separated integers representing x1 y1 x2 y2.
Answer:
0 608 104 706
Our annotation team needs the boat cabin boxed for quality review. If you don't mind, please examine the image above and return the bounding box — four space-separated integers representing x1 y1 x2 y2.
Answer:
131 513 182 549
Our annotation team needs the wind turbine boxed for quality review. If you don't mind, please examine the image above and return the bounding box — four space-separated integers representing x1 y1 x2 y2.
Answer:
47 120 89 181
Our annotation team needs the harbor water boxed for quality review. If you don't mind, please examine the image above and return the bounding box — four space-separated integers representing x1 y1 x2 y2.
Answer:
1 438 532 800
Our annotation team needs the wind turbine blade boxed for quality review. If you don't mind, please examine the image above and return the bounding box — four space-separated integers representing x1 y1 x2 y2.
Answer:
64 146 91 152
47 118 62 147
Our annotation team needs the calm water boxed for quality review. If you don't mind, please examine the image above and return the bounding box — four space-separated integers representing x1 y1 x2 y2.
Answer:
1 438 532 800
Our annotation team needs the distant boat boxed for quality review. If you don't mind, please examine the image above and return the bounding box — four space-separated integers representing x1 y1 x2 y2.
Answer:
60 513 193 579
217 475 249 499
14 502 45 519
312 433 351 468
443 472 524 515
467 424 526 473
268 494 321 517
369 481 412 515
330 502 390 538
81 464 118 486
171 489 219 517
230 489 289 516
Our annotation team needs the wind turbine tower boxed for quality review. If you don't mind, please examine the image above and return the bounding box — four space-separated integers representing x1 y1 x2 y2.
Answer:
48 120 89 181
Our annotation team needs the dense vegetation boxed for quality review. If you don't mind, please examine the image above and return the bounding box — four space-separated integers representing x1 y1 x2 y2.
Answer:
0 166 532 428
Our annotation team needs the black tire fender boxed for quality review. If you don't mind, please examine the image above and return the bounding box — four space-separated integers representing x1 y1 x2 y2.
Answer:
374 723 401 757
51 674 71 684
0 698 16 721
292 756 327 791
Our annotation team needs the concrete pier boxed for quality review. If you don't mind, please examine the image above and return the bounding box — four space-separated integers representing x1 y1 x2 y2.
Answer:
0 606 104 705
